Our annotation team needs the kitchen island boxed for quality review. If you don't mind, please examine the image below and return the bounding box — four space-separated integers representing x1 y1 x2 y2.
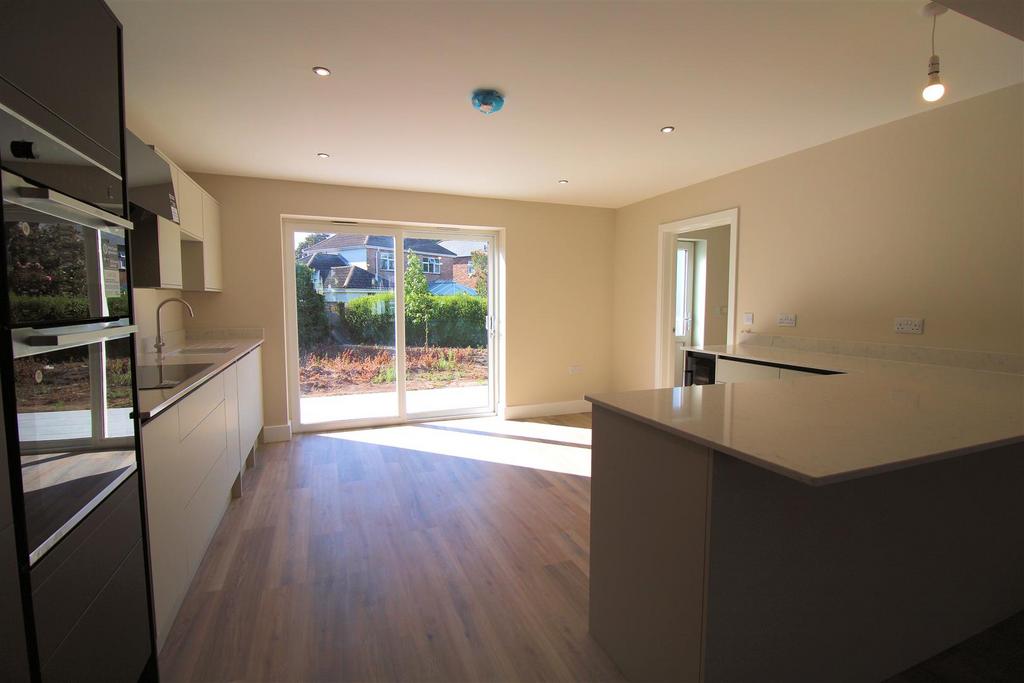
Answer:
586 351 1024 682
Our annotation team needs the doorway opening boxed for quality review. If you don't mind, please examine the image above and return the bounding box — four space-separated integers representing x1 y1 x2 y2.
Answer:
655 208 738 388
284 220 500 431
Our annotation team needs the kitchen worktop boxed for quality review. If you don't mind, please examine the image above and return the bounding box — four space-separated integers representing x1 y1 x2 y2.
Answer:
587 344 1024 485
136 336 263 422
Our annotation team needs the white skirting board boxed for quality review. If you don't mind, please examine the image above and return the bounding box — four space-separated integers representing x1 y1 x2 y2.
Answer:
261 423 292 443
502 400 592 420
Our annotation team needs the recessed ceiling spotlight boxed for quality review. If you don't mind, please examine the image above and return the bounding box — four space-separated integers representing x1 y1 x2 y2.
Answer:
660 126 676 134
316 152 330 159
558 179 569 185
312 66 331 77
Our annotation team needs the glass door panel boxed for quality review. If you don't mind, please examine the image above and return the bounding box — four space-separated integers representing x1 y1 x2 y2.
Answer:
403 236 492 416
294 230 399 424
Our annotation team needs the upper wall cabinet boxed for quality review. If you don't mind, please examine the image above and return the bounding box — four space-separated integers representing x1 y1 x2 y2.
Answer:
130 146 222 292
181 192 222 292
176 171 205 242
131 215 183 289
0 0 123 175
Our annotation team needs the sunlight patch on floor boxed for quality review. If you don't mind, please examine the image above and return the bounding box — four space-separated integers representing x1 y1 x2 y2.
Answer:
317 417 591 476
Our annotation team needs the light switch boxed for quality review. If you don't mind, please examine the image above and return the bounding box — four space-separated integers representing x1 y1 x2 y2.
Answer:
777 313 797 327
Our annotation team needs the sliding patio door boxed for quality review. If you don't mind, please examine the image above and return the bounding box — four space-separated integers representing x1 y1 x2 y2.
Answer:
289 223 495 430
403 234 494 418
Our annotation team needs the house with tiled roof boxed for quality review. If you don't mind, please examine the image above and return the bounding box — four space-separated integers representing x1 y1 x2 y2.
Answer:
300 234 477 301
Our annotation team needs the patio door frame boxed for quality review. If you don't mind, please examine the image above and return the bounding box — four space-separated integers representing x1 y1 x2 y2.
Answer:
282 217 502 433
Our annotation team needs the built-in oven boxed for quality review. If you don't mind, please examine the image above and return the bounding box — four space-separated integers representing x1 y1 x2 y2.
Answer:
12 333 137 564
3 168 132 329
2 167 138 566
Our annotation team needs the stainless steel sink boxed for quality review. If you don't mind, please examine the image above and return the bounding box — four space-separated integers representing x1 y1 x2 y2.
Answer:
137 363 212 390
171 347 233 355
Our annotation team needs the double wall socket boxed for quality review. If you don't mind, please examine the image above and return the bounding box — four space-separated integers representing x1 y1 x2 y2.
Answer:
895 317 924 334
776 313 797 327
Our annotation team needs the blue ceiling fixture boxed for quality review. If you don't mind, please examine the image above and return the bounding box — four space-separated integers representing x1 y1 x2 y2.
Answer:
471 88 505 115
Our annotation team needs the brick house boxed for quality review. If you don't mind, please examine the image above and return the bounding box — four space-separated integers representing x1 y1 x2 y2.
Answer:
440 240 487 292
300 234 476 302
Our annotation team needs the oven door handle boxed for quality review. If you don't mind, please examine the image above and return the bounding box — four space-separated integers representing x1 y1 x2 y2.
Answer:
12 319 138 358
9 186 133 231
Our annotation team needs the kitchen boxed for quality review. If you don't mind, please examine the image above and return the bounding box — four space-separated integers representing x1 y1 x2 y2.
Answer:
0 1 1022 682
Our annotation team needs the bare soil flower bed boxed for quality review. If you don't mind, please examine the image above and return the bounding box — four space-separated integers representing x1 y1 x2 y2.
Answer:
300 343 487 396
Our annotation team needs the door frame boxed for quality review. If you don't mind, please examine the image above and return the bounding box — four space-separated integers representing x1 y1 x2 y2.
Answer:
282 216 504 433
654 207 738 388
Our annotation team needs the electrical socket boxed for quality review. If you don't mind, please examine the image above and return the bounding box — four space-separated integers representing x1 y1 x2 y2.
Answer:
776 313 797 327
568 365 584 375
743 312 754 325
895 317 924 334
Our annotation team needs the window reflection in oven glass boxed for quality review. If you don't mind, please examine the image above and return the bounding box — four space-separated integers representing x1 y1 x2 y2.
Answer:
5 217 129 325
14 336 136 562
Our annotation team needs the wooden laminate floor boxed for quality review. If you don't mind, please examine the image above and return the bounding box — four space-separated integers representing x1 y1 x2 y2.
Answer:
159 414 624 682
160 412 1024 683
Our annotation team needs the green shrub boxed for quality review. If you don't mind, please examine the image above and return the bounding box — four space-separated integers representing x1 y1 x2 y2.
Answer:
8 293 129 323
343 292 487 347
343 293 396 344
426 294 487 347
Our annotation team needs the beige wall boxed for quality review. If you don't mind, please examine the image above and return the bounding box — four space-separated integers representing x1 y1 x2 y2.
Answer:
612 84 1024 391
683 225 730 346
134 287 185 344
180 175 615 428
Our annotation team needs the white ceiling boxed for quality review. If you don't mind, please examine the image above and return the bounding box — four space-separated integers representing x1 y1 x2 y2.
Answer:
111 1 1023 209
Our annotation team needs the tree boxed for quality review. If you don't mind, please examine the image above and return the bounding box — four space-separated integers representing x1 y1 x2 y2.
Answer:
295 263 329 352
295 232 330 260
404 251 434 346
470 250 488 297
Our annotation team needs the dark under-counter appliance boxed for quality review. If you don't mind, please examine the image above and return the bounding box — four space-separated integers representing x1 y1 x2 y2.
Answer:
0 1 158 680
684 351 716 386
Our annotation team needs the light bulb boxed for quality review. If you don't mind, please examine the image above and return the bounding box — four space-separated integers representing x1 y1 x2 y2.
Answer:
922 81 945 102
922 54 944 102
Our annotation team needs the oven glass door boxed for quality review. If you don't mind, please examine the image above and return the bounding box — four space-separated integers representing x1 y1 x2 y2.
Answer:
4 199 128 327
13 334 137 564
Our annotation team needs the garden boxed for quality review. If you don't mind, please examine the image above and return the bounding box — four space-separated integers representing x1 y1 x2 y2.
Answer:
295 253 489 397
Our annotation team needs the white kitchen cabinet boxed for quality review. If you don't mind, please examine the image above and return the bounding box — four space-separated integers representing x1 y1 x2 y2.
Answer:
139 404 188 652
141 377 229 651
223 363 242 486
716 358 781 383
181 191 222 292
780 367 823 379
130 215 182 289
176 171 204 241
141 347 262 651
236 348 264 458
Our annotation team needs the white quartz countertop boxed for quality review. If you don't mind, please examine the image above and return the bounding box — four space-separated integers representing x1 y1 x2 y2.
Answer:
137 337 263 422
587 344 1024 486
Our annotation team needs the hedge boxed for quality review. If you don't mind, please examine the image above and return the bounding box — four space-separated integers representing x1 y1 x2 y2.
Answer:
343 292 487 347
9 293 130 323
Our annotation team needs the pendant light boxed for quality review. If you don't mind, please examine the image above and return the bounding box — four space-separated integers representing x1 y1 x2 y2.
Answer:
921 3 947 103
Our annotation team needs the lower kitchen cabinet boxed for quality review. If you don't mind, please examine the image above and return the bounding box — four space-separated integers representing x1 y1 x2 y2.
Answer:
141 348 263 650
716 358 782 383
237 347 263 458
